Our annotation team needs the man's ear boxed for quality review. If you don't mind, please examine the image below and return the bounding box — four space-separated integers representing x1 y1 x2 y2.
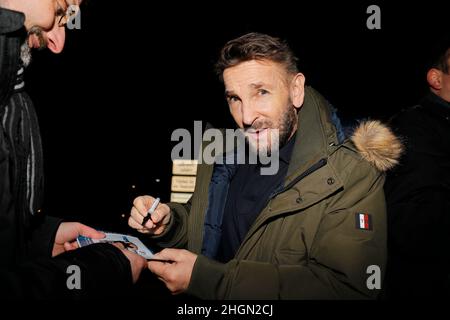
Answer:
427 68 442 91
290 73 306 109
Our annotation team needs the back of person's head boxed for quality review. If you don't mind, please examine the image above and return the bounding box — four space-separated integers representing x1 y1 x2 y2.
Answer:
427 38 450 74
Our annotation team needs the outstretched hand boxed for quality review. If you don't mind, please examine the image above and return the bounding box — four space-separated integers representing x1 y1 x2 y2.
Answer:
52 222 105 257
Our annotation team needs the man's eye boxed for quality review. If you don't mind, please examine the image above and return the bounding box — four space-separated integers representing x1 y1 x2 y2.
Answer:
57 0 69 13
258 89 269 95
56 6 66 17
228 96 239 103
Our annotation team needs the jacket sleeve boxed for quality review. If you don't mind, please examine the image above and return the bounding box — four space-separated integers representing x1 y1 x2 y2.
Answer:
26 215 63 259
0 243 133 299
149 200 191 249
185 155 387 299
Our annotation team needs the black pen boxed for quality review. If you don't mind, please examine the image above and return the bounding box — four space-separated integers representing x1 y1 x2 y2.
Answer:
147 258 173 263
142 197 160 227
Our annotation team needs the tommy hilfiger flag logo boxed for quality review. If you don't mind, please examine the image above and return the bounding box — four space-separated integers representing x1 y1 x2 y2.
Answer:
356 213 372 230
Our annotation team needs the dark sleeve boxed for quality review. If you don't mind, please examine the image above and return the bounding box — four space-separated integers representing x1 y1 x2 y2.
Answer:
27 215 63 259
0 243 132 299
149 201 191 249
384 110 450 258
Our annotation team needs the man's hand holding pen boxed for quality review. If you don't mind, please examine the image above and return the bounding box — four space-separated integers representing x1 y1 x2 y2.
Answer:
128 196 198 294
128 196 172 235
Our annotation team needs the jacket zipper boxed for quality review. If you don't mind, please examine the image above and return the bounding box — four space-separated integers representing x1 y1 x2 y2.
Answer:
269 157 328 200
234 157 329 259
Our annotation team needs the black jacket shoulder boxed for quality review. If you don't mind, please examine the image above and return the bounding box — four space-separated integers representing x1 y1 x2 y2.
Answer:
0 8 25 34
0 8 26 109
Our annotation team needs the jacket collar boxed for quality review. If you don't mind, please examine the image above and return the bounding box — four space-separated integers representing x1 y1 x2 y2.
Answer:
0 7 25 34
285 86 340 185
421 92 450 121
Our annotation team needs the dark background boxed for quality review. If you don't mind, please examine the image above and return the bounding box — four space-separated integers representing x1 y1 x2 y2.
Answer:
24 1 449 232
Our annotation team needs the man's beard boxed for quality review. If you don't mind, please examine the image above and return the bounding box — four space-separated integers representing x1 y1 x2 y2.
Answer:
28 25 47 49
245 104 298 156
21 26 47 67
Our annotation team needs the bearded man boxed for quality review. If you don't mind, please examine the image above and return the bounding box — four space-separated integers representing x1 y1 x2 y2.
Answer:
129 33 402 299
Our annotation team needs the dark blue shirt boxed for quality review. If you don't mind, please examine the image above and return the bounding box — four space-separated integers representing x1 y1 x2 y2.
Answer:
216 135 297 263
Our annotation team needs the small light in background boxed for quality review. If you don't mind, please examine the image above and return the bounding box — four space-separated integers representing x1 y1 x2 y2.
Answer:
155 179 160 183
131 185 136 189
121 214 126 218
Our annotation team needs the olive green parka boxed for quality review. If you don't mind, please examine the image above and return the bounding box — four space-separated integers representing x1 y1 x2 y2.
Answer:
153 87 402 299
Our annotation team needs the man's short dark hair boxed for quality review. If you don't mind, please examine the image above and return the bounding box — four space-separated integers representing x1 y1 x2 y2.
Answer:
215 32 299 80
428 38 450 74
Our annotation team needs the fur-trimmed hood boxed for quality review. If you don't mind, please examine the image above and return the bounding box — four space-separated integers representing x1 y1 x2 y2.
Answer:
351 120 403 172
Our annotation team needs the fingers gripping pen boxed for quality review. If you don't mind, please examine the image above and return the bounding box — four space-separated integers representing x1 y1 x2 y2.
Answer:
141 197 160 227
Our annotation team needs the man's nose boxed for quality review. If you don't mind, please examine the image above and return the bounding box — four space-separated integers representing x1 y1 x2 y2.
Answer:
241 101 258 128
46 24 66 54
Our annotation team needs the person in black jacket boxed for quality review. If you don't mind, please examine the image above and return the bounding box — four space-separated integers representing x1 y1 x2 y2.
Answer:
0 1 147 299
384 40 450 299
